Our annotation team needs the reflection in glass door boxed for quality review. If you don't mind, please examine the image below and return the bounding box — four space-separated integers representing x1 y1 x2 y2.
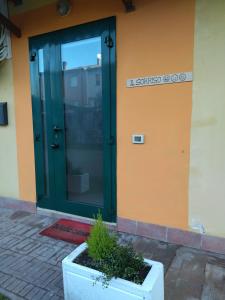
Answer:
61 37 104 206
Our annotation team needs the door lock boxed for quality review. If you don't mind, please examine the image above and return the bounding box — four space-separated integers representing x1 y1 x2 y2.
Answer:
50 143 59 149
53 126 63 132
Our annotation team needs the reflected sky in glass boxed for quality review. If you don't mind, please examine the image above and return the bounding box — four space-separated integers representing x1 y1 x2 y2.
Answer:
38 37 101 72
38 49 44 73
61 37 101 70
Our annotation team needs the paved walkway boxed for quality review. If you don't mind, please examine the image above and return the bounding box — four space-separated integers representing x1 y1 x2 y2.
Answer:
0 208 225 299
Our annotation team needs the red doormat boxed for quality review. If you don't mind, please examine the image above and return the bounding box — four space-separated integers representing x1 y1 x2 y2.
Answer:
40 219 92 244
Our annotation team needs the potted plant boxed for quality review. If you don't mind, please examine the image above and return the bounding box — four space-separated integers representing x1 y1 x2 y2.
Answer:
62 214 164 300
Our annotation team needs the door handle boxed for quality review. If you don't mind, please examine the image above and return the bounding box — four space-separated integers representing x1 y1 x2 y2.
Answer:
35 133 40 142
53 126 63 132
50 143 59 149
108 136 115 145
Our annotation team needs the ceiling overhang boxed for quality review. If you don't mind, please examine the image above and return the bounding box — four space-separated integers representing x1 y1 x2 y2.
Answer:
0 0 135 38
0 12 21 37
0 0 22 37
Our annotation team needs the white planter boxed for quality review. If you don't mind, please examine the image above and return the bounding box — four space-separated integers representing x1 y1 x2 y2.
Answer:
62 243 164 300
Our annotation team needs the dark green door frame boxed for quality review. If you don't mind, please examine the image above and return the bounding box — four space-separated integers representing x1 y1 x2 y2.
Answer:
29 17 116 222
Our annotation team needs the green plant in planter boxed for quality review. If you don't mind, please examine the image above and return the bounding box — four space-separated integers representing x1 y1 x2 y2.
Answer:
87 212 117 261
99 244 145 285
87 213 146 286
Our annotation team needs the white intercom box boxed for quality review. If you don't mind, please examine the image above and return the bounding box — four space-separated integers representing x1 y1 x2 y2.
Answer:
132 134 145 144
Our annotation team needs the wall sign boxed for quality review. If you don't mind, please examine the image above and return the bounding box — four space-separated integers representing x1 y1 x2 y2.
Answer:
127 72 192 88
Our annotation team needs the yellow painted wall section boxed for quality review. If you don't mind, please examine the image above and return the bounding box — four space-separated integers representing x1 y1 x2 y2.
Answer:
12 0 195 228
189 0 225 237
0 60 19 198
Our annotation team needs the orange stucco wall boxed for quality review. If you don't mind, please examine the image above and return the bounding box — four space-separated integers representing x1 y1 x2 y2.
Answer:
12 0 195 229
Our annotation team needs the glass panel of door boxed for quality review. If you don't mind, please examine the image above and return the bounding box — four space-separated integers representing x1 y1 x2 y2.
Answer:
38 48 50 197
61 37 104 207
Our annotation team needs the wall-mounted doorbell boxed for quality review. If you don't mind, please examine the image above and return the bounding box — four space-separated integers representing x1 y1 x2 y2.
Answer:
132 134 145 144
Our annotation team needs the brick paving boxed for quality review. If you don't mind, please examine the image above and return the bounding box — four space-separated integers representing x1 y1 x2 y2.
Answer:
0 207 225 299
0 208 74 300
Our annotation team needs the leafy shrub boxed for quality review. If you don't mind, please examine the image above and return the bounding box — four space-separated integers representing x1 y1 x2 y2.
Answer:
99 244 145 285
87 213 147 286
87 212 117 261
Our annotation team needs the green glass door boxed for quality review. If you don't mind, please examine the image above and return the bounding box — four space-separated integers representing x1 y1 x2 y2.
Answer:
30 18 116 222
